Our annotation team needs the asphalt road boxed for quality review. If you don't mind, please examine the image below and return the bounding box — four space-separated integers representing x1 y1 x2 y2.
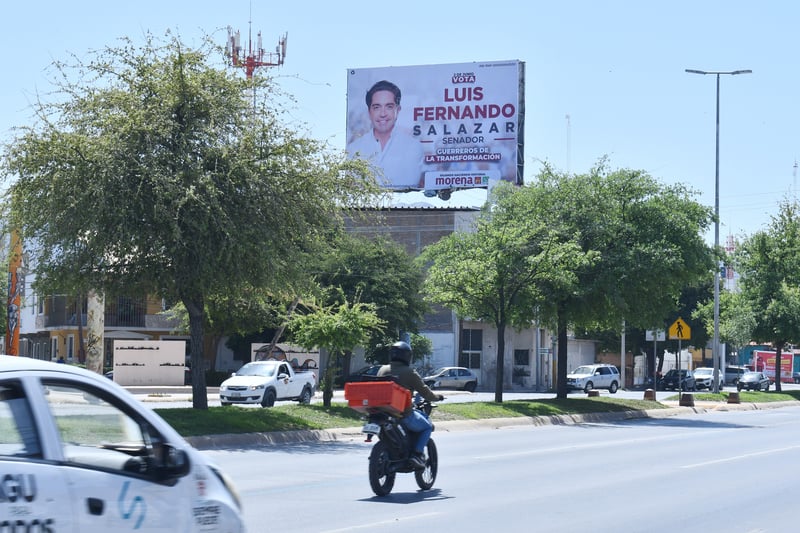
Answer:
203 404 800 532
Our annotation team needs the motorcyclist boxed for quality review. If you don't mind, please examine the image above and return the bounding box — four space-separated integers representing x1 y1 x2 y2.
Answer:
377 341 443 469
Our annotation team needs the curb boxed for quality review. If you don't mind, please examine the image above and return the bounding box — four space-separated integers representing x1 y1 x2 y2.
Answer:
185 400 799 450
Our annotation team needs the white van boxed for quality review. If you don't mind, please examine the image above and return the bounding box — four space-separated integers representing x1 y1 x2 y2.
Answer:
0 355 245 532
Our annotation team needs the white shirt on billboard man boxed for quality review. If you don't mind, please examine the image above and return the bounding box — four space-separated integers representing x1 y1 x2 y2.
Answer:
346 80 424 189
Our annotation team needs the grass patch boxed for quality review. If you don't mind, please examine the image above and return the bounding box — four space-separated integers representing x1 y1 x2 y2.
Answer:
670 389 800 403
156 397 669 437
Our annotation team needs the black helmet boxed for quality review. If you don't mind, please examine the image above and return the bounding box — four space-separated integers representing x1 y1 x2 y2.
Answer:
389 341 412 365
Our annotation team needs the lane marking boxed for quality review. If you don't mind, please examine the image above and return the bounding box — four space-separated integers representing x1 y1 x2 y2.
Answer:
681 444 800 469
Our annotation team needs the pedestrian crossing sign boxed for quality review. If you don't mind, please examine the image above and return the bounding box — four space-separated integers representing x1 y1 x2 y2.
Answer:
668 317 691 340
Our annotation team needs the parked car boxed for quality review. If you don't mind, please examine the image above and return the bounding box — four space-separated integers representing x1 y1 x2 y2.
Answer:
0 355 245 531
793 371 800 384
724 365 748 386
423 367 478 392
693 367 724 390
344 364 382 384
219 360 316 407
737 371 771 391
658 369 696 391
566 364 621 393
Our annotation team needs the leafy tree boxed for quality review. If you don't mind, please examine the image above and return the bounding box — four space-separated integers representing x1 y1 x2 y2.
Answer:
422 162 712 401
419 180 589 402
1 31 378 408
314 233 428 356
288 297 385 406
735 199 800 392
533 163 713 398
693 286 755 362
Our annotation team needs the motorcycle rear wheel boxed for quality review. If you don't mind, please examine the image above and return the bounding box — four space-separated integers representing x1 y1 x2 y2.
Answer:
368 440 396 496
414 438 438 490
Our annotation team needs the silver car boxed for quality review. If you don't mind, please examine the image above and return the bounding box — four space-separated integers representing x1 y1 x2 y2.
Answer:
423 367 478 392
566 364 621 393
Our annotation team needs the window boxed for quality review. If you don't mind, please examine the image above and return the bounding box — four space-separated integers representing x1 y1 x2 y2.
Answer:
460 328 482 369
0 380 42 458
514 349 530 366
67 335 74 360
43 380 165 476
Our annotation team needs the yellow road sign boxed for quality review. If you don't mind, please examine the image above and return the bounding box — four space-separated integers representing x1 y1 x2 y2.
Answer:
668 317 691 340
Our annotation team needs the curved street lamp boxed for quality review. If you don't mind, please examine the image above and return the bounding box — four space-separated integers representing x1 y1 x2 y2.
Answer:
685 68 752 393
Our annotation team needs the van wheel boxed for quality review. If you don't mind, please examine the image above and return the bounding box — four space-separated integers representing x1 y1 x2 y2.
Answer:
609 381 618 394
261 389 277 408
584 382 594 393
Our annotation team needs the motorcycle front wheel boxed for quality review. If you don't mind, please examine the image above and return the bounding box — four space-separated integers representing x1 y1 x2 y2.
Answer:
368 440 396 496
414 438 438 491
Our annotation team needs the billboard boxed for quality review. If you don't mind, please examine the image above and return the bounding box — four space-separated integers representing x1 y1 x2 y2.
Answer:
346 60 525 192
752 349 793 383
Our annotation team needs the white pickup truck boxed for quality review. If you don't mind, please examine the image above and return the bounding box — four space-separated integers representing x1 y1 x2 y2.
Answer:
219 360 316 407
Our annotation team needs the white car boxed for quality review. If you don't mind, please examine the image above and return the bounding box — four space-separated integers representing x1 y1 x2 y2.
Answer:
566 364 621 393
0 355 245 532
693 367 724 390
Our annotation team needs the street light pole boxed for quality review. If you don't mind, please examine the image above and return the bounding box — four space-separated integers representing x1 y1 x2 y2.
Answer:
685 68 751 394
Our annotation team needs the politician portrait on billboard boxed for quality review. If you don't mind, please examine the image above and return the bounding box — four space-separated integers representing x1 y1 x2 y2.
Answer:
346 60 525 193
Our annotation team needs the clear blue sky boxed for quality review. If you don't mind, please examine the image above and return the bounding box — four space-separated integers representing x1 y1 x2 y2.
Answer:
1 1 794 241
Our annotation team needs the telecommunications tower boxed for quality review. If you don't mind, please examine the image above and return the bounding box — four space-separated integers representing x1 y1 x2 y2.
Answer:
226 23 286 79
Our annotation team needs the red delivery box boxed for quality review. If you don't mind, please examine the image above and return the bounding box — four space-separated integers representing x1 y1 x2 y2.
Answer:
344 381 411 416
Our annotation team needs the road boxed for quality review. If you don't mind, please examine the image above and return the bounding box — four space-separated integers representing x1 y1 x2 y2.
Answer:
203 404 800 533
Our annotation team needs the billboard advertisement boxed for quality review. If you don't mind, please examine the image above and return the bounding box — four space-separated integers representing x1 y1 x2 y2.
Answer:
346 60 525 192
752 349 793 383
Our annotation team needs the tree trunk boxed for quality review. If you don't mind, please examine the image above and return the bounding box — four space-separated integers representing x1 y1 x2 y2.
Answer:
184 295 208 410
494 321 506 403
76 293 86 364
556 308 569 399
775 344 783 393
85 290 105 374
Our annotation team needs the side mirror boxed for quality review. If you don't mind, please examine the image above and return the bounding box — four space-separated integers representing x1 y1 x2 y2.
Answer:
155 444 190 481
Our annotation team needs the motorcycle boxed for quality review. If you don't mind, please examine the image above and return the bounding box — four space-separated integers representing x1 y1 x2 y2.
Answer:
361 395 441 496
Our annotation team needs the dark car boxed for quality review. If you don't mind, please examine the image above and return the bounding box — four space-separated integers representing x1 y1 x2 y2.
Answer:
658 369 696 391
342 364 382 384
737 371 771 391
793 371 800 384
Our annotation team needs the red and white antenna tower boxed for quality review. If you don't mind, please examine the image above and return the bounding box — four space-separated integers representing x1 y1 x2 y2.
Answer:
226 21 286 79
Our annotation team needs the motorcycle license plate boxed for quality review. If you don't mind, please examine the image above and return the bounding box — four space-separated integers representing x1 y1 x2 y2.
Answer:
362 423 380 435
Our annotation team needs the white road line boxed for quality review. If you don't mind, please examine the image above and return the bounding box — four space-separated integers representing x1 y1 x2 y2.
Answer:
681 445 800 469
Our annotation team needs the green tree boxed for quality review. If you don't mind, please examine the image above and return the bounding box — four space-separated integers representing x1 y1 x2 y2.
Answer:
288 297 385 406
693 286 755 362
419 180 589 402
735 199 800 392
535 164 713 398
1 31 378 408
314 233 428 356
